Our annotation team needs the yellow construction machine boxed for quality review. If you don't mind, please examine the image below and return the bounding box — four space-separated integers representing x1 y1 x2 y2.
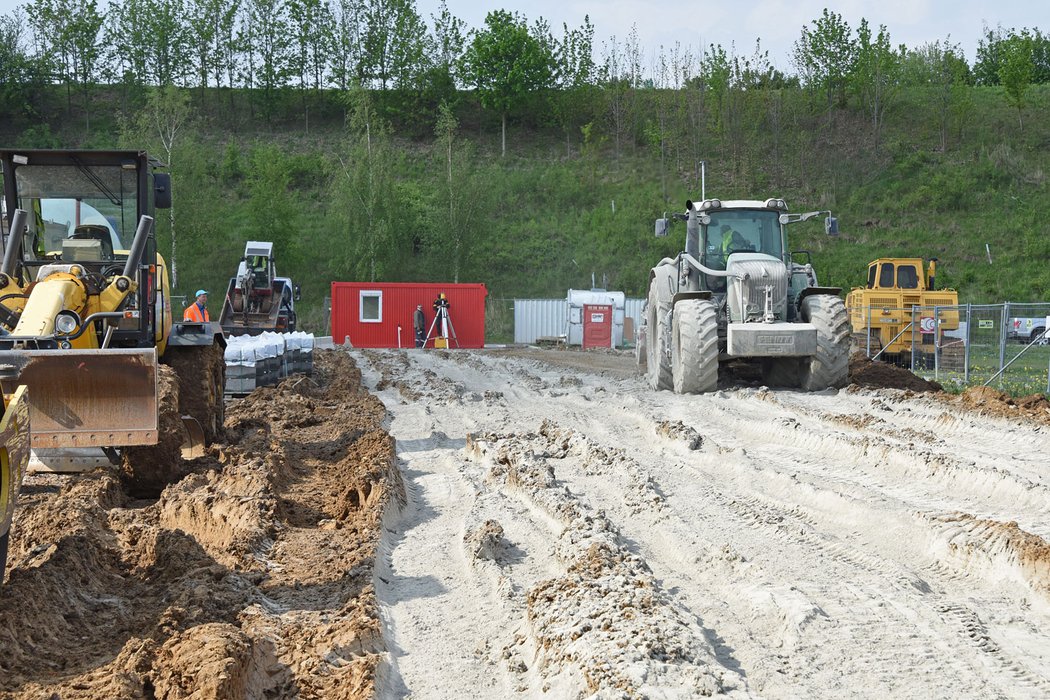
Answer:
0 150 224 489
846 258 959 365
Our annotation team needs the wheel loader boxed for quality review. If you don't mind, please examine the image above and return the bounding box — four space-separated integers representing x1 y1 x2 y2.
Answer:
642 197 850 393
0 149 224 489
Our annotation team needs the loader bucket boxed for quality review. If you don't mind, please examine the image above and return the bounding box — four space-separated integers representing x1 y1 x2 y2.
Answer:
0 349 158 449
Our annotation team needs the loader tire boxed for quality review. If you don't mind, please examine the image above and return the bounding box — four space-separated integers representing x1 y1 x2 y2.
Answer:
672 299 719 394
163 342 226 445
121 365 185 498
645 285 672 390
800 295 850 391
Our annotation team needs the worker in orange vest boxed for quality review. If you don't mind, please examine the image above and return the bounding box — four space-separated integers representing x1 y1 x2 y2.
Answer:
183 289 210 322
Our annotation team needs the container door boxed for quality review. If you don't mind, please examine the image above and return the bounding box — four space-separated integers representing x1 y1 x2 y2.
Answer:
582 304 612 349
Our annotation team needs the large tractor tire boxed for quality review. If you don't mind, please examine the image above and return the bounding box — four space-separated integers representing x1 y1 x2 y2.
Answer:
800 295 851 391
645 285 672 390
163 343 226 444
672 299 719 394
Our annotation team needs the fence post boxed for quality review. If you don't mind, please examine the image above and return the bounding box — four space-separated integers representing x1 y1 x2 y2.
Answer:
964 304 971 385
999 302 1009 388
934 305 940 380
910 306 917 371
866 305 872 357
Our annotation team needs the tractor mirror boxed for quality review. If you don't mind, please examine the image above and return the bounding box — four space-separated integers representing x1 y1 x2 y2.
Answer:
294 284 302 302
825 216 839 236
655 218 670 237
154 173 172 209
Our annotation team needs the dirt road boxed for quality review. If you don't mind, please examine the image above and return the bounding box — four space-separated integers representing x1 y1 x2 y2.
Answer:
357 347 1050 699
1 346 1048 698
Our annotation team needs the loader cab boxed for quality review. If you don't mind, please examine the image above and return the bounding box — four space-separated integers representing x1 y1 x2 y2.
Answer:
0 149 171 349
865 259 926 291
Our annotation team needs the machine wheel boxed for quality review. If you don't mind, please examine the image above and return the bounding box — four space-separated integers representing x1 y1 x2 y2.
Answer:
163 343 226 444
800 295 851 391
672 299 719 394
645 285 672 390
1032 327 1048 345
121 365 186 497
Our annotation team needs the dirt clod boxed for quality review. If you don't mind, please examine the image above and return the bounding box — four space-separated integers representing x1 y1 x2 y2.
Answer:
848 352 943 392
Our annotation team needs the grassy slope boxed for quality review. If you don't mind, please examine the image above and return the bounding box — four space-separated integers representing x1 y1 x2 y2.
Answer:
3 84 1049 331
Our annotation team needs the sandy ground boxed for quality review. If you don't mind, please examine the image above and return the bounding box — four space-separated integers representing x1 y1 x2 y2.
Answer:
356 346 1050 699
0 351 401 700
2 345 1049 699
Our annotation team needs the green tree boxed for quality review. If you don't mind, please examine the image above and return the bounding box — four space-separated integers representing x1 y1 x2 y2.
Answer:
122 86 193 287
999 31 1035 130
243 0 291 118
431 101 482 282
552 16 596 156
852 19 903 153
460 9 553 157
331 87 401 281
904 38 972 150
287 0 333 129
0 10 47 120
328 0 363 90
793 8 855 110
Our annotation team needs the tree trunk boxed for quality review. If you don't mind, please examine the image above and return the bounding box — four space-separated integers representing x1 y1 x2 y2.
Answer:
501 113 506 158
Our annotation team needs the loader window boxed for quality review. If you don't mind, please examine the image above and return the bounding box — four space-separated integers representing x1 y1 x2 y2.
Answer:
867 264 877 288
879 263 895 288
897 265 919 289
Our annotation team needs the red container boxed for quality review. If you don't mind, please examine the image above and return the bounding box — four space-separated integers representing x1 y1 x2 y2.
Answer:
331 282 488 349
582 303 613 349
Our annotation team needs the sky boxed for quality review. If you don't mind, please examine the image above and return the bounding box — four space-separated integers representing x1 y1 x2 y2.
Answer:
1 0 1047 72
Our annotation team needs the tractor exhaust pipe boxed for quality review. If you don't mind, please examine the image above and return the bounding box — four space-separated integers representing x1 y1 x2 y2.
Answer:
1 209 27 278
122 215 154 279
685 206 700 259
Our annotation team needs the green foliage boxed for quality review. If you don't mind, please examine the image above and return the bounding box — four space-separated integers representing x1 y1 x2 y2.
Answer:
792 8 855 109
999 32 1036 129
459 9 554 155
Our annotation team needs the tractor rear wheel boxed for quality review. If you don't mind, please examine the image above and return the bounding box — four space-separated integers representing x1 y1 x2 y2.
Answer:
646 285 672 390
800 295 850 391
672 299 719 394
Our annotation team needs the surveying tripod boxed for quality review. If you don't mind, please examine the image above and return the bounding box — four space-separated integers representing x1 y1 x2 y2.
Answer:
424 299 460 348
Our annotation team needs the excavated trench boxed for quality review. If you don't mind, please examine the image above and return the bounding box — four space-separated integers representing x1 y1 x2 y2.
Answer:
0 350 402 700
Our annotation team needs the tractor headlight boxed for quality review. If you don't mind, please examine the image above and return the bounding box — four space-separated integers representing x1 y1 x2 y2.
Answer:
55 311 80 335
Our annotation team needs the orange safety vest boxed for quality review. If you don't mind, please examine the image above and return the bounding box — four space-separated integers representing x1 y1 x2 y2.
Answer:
183 303 209 322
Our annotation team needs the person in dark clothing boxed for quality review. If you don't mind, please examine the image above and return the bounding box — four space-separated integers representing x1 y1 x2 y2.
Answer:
413 304 426 348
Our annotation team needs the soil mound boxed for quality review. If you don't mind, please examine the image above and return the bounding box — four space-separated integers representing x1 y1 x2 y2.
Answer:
0 349 401 699
955 386 1050 425
848 352 942 392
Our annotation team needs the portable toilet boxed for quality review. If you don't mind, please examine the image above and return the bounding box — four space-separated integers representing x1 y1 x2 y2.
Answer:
567 288 625 348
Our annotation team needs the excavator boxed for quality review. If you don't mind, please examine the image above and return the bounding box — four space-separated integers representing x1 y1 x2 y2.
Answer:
0 149 224 500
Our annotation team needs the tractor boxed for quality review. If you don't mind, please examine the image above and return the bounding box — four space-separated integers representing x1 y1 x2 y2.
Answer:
642 197 850 393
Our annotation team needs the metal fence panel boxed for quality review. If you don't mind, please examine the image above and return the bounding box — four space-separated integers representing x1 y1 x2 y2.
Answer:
852 302 1050 394
513 299 568 344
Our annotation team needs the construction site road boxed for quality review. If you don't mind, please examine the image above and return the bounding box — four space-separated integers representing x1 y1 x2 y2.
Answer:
357 346 1050 699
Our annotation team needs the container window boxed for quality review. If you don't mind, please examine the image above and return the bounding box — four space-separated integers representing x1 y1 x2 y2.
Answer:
360 291 382 322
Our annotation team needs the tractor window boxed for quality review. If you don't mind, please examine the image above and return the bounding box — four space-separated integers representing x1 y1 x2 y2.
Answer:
867 264 877 288
879 263 895 288
897 265 919 289
702 209 783 270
